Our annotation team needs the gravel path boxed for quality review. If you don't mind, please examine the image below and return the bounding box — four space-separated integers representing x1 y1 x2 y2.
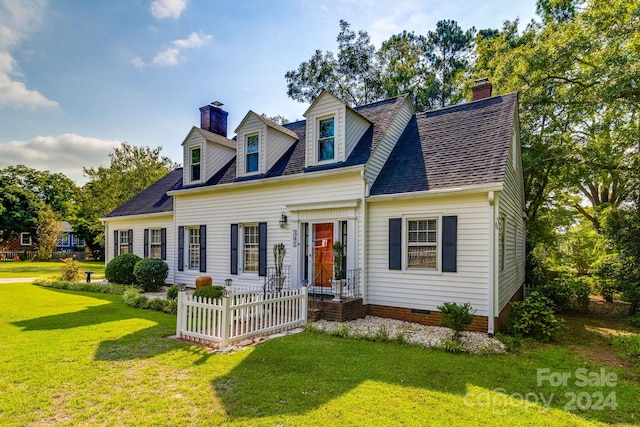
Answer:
312 315 506 354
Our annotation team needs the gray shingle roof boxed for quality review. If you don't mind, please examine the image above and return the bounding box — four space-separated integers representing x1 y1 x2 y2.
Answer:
104 168 183 218
370 93 517 196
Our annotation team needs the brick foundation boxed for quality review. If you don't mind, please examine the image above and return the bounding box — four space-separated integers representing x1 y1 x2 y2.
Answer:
309 298 367 322
366 304 489 332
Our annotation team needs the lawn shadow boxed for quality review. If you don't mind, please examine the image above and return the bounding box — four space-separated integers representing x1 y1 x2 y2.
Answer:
12 287 201 362
211 333 516 421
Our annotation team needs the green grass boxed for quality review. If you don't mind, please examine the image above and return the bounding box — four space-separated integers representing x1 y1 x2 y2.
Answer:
0 260 104 278
1 282 639 426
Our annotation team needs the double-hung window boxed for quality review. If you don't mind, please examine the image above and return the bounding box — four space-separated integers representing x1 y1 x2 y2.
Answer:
190 147 201 181
20 233 31 246
407 218 437 270
246 133 259 173
243 225 259 273
57 233 70 246
317 116 335 162
188 227 200 270
150 229 162 258
119 230 130 254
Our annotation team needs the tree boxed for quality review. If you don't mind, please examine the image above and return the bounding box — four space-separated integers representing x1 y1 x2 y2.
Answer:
0 165 79 218
80 142 179 258
427 20 476 108
377 31 438 112
285 20 383 106
34 206 62 261
0 174 43 244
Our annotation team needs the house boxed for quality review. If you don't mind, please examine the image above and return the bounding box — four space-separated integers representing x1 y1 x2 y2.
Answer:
102 79 526 333
56 221 86 251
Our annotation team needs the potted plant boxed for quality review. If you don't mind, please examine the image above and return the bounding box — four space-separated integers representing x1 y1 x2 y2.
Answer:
331 241 345 301
273 243 286 291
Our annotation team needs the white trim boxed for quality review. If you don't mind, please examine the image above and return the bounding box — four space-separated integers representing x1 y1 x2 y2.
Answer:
167 165 364 196
488 191 497 335
315 115 336 165
238 223 259 276
366 183 504 203
287 198 360 212
189 145 203 184
100 212 173 222
243 131 261 176
20 232 32 246
402 215 442 274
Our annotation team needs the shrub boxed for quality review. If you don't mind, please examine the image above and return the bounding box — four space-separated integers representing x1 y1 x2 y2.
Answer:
437 302 475 341
133 258 169 292
122 287 148 308
630 314 640 327
105 253 141 285
166 285 179 301
33 277 131 294
570 276 591 313
437 337 468 354
59 257 83 282
621 281 640 315
509 291 560 342
192 286 224 301
538 278 572 313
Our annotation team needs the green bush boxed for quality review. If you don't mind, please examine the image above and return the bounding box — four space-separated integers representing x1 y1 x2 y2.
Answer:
192 286 224 301
538 278 572 313
106 253 141 285
34 277 131 294
593 254 624 302
630 314 640 327
509 291 560 342
133 258 169 292
570 276 591 313
437 302 475 341
166 285 179 301
122 287 148 308
58 258 84 282
621 281 640 315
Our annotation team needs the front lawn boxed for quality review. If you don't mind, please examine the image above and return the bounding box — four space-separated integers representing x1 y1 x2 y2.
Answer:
0 260 104 278
1 282 639 426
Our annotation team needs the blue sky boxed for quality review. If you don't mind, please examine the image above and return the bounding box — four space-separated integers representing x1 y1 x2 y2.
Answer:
0 0 538 184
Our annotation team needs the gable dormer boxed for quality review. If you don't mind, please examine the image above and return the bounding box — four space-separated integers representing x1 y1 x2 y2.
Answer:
182 103 236 185
303 91 370 168
234 111 297 178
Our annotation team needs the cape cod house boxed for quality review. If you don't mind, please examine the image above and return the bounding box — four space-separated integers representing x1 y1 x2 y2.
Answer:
103 79 526 333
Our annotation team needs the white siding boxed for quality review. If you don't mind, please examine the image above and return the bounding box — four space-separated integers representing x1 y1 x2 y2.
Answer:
305 93 346 167
345 108 370 158
365 97 414 187
183 131 235 184
366 193 492 316
497 124 526 312
104 215 175 283
173 172 366 288
265 127 296 171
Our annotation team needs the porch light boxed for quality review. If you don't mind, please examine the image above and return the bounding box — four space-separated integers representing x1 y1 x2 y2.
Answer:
279 212 288 229
224 279 233 297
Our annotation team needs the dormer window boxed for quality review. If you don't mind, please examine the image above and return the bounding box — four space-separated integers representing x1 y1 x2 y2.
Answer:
190 147 201 181
246 133 259 173
318 116 335 162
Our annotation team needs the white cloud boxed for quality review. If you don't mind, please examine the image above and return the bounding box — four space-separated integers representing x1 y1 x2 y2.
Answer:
152 47 180 66
0 133 122 184
173 31 211 49
135 31 212 68
150 0 187 19
0 0 58 108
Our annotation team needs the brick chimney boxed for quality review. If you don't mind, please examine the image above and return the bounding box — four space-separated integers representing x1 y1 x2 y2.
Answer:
472 78 493 101
199 101 228 137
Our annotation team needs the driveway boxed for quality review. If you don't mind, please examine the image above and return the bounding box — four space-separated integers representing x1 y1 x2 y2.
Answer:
0 278 36 284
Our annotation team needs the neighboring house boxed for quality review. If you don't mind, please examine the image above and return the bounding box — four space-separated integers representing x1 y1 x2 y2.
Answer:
102 79 526 333
0 232 34 251
56 221 86 251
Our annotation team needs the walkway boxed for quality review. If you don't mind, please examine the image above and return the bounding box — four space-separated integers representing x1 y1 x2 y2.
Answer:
0 278 36 284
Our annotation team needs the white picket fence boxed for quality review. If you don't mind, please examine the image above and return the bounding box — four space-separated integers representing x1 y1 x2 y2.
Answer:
176 287 308 347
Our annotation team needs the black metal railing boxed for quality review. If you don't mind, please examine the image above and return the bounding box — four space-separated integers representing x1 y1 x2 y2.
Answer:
307 268 361 301
264 266 291 294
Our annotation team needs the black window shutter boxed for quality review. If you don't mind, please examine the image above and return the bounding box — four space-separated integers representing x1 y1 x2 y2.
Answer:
160 228 167 260
178 226 184 271
199 225 207 272
113 230 119 257
128 229 133 254
389 218 402 270
230 224 238 274
143 229 149 258
442 216 458 272
258 222 267 277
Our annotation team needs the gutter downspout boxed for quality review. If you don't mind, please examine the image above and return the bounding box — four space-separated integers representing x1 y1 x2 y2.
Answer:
488 191 496 335
361 169 369 305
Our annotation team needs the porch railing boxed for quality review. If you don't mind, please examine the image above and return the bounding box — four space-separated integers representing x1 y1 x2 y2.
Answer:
308 268 361 301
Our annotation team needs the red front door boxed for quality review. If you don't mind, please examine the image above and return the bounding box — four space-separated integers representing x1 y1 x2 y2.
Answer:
312 223 333 287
